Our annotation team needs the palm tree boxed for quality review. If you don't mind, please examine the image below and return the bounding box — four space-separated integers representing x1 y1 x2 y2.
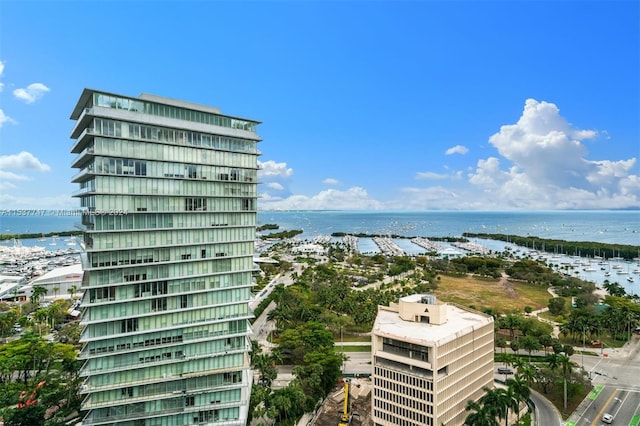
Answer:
480 387 508 426
516 364 536 388
512 356 528 373
520 335 541 361
546 352 560 371
464 399 499 426
500 386 520 426
501 352 514 368
30 286 48 305
507 374 531 421
52 286 59 299
558 354 573 412
548 352 573 412
68 285 78 301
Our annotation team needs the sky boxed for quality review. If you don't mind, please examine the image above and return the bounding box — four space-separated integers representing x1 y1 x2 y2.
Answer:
0 0 638 212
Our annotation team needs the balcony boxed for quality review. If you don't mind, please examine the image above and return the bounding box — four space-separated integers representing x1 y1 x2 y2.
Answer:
72 186 96 197
71 127 96 154
79 347 247 378
71 145 95 169
81 399 248 425
71 165 95 184
70 108 95 139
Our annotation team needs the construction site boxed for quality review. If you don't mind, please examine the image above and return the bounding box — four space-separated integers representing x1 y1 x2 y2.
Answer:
311 378 373 426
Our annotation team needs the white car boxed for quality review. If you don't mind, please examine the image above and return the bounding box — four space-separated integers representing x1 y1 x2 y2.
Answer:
602 413 613 424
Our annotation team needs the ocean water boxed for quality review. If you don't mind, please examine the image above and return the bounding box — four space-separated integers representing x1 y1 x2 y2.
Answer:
1 210 639 244
257 210 640 246
2 210 639 295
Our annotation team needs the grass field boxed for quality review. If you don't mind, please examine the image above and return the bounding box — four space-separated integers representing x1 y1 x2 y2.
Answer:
338 334 371 343
432 274 551 314
336 345 371 352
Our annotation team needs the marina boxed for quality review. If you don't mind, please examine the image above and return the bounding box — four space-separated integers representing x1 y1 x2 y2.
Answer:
2 210 639 301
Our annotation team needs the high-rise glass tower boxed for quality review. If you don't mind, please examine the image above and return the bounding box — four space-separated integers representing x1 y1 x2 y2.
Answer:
70 89 260 426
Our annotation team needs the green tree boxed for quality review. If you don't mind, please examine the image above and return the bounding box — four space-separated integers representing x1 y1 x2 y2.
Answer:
464 399 499 426
520 335 542 361
29 286 48 305
507 374 531 420
3 403 47 426
509 339 520 356
548 297 566 315
480 387 509 426
538 334 553 355
67 286 78 301
275 321 334 364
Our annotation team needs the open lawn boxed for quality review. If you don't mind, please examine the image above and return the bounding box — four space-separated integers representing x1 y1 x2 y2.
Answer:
432 274 551 314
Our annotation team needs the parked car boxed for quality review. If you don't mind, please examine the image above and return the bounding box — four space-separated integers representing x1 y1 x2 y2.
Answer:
497 367 513 375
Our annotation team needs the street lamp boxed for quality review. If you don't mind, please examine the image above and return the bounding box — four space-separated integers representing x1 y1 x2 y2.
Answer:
582 326 585 369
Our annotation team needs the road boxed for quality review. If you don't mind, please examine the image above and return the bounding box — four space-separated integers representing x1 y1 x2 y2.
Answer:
566 335 640 426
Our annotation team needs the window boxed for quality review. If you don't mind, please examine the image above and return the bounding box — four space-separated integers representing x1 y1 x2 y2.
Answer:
151 298 167 312
185 197 207 211
121 318 138 333
89 287 115 302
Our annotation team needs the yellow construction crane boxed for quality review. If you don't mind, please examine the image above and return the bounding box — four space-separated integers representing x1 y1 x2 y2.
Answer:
338 379 352 426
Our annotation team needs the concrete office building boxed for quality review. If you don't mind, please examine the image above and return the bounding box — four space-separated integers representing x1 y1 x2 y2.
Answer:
70 89 261 426
371 294 494 426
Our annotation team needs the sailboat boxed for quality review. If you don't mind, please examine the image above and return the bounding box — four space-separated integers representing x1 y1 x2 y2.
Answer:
49 236 57 246
38 233 46 242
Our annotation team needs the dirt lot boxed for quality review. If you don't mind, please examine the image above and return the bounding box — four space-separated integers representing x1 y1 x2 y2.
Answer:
313 378 372 426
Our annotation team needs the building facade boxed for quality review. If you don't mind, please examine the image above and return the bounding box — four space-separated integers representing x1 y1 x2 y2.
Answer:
70 89 261 426
371 294 494 426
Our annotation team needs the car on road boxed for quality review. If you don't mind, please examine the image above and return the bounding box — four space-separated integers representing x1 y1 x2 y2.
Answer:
602 413 613 424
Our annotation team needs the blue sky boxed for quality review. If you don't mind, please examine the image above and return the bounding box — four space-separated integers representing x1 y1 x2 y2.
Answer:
0 0 638 211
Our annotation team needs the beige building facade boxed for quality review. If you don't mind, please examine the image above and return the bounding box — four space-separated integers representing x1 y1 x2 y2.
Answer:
371 294 494 426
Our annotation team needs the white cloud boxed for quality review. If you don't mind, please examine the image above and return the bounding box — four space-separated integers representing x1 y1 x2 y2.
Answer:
258 160 293 200
258 160 293 178
13 83 50 104
0 151 51 171
463 98 639 209
415 171 449 180
488 99 598 189
323 178 340 185
0 170 31 181
0 181 17 191
0 109 16 127
0 193 76 210
415 170 464 180
266 182 284 190
0 60 4 76
259 187 383 210
445 145 469 155
260 100 638 211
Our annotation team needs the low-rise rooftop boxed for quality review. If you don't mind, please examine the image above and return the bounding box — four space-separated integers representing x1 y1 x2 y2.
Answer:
373 294 493 347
